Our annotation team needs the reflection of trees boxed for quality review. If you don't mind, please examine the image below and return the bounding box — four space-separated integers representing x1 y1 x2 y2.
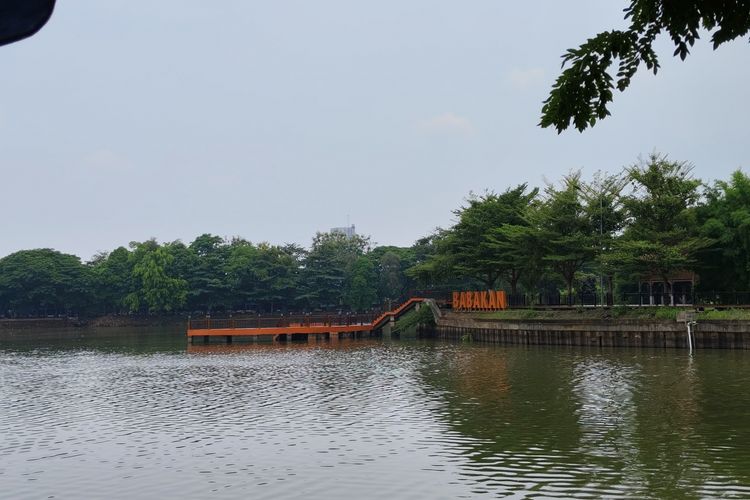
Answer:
572 358 644 494
418 346 586 494
694 353 750 482
630 353 750 498
421 347 583 450
4 327 187 354
626 355 704 498
418 345 750 498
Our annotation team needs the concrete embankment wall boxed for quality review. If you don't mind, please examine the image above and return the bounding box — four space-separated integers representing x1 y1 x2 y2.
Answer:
432 312 750 349
0 316 186 341
0 318 77 330
0 315 186 331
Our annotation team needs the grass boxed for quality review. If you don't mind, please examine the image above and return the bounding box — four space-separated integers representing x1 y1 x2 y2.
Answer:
474 307 750 321
700 309 750 320
392 306 435 334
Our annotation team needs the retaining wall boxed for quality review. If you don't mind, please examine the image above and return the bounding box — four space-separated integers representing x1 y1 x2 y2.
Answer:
432 313 750 349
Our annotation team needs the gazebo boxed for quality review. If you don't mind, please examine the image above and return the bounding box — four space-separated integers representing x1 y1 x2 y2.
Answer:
638 271 696 306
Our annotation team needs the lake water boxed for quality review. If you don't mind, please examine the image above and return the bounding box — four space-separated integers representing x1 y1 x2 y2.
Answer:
2 329 750 499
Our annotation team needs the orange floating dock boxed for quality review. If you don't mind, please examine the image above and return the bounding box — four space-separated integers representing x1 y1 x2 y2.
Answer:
187 298 426 343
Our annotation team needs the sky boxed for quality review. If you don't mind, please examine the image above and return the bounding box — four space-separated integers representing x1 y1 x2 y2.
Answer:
1 1 748 260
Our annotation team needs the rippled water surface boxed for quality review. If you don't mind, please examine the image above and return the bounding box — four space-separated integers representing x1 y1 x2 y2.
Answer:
3 330 750 499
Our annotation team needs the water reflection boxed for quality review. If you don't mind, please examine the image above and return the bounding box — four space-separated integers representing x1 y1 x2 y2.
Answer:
2 333 750 498
418 347 588 496
418 346 750 498
2 337 467 499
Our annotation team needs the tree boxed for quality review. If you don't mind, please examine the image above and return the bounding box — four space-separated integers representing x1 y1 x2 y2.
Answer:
486 218 544 296
89 246 133 314
0 249 91 316
535 172 596 301
695 170 750 290
369 245 418 303
447 191 512 289
541 1 750 132
344 256 378 311
124 240 187 314
581 171 628 303
613 154 708 302
227 242 300 313
413 187 538 290
481 185 540 294
377 250 406 301
407 229 457 287
186 234 230 312
298 232 370 310
225 240 259 310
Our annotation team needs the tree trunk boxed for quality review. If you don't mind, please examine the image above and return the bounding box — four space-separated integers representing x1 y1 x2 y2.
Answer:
508 269 521 295
483 273 497 290
567 280 574 306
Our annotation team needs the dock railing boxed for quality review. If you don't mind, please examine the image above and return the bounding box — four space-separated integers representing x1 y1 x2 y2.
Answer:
189 313 378 331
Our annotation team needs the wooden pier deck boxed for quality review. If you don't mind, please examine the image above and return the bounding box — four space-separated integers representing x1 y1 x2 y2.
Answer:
187 298 426 343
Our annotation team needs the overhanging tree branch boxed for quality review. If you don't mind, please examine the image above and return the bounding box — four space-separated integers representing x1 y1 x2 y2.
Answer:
541 1 750 133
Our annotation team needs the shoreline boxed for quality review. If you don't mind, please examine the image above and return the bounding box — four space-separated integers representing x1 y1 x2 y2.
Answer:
7 309 750 349
0 315 186 332
430 311 750 349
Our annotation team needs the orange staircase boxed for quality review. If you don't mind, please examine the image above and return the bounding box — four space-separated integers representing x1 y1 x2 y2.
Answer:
370 297 426 330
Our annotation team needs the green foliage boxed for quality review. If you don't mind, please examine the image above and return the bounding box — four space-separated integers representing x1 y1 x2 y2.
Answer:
370 246 418 301
407 229 455 286
536 172 596 298
0 249 91 316
186 234 230 311
581 172 628 301
0 230 417 317
612 305 629 318
89 246 132 314
225 241 300 313
612 154 710 289
482 306 682 321
412 186 538 290
696 170 750 290
406 152 740 306
124 241 187 314
487 221 543 294
650 307 681 320
541 1 750 132
392 305 436 335
297 232 372 309
700 308 750 320
6 153 750 316
345 256 378 311
377 250 405 300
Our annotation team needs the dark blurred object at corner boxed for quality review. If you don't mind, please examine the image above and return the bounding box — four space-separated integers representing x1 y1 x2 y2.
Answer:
0 0 56 47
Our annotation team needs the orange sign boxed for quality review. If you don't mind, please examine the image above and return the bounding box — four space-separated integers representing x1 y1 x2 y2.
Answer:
452 290 507 311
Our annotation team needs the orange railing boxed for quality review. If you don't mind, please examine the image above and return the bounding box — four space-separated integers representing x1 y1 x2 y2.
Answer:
187 299 427 336
189 313 377 331
370 297 426 329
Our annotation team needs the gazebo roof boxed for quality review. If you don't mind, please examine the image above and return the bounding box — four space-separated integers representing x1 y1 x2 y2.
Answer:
640 270 696 283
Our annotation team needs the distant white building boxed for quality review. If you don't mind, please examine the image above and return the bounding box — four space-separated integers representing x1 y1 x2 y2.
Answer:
331 224 356 238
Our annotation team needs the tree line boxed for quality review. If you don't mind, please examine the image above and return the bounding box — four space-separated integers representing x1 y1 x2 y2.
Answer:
0 231 428 317
1 153 749 317
411 153 750 304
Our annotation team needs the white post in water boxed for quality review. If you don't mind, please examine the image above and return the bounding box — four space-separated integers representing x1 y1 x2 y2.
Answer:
677 311 697 355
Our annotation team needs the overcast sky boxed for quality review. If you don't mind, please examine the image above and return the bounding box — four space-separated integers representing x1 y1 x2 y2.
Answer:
1 1 747 260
